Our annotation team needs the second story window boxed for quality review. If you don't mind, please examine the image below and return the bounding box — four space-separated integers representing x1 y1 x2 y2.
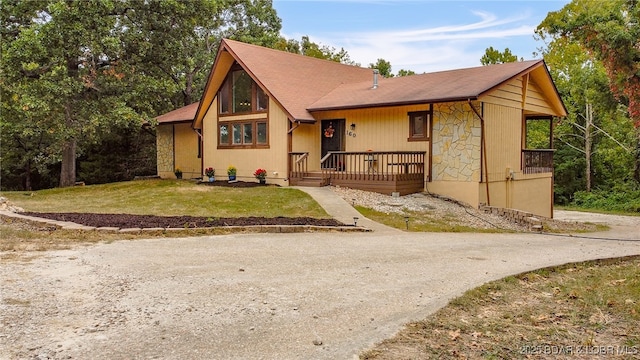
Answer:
219 67 268 115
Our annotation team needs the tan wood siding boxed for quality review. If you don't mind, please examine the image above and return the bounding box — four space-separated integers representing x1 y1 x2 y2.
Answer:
292 122 321 170
202 98 289 185
158 123 200 179
523 80 554 114
311 105 430 153
482 103 523 182
308 105 430 180
481 75 557 115
484 78 523 108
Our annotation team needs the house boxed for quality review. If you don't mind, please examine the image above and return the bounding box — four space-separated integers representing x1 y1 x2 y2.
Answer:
156 39 567 218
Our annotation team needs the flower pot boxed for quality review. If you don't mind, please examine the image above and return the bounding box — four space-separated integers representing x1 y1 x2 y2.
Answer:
209 177 215 182
175 174 182 179
259 179 266 185
228 175 236 181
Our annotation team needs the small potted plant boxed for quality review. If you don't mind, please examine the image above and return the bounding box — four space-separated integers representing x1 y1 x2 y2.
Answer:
174 168 183 179
253 168 267 184
227 165 237 181
205 167 215 182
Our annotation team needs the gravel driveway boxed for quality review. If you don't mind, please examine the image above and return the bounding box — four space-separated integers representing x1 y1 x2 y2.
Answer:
1 213 640 359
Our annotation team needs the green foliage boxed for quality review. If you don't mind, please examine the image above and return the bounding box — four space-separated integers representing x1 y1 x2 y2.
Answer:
537 0 640 182
480 46 519 65
534 6 636 204
572 185 640 213
553 145 586 205
276 35 356 65
78 125 156 184
396 69 416 77
367 59 416 78
368 58 393 78
0 0 283 191
525 119 552 149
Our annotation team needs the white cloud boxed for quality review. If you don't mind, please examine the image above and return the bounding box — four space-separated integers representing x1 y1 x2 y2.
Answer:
286 8 539 73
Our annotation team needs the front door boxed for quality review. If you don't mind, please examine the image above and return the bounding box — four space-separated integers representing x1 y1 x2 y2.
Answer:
321 119 345 169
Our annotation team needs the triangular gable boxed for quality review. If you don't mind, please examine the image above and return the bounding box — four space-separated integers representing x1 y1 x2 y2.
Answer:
193 39 373 129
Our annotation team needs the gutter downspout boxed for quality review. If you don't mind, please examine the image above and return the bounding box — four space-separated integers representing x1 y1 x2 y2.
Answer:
468 100 490 206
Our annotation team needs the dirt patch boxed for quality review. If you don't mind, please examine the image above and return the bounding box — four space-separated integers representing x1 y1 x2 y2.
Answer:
19 212 344 228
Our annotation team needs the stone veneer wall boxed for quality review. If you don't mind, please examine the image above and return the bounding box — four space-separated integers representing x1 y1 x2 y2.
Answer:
431 103 482 181
156 125 174 176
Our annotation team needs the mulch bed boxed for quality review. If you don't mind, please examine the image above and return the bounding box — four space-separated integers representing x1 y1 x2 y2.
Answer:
198 180 272 188
20 212 345 229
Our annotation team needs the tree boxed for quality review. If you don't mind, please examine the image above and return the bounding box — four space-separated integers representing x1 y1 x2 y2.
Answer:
1 1 146 187
119 0 281 110
533 26 634 201
480 46 519 65
396 69 416 77
368 58 393 78
275 35 356 65
537 0 640 182
1 0 283 189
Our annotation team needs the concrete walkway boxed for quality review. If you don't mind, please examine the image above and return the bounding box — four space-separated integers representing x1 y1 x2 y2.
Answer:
293 186 400 233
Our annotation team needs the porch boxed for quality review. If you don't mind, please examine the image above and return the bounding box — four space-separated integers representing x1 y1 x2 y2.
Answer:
522 149 554 175
289 151 426 195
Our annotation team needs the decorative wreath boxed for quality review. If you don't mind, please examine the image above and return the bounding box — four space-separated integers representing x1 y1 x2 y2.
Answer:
323 124 335 138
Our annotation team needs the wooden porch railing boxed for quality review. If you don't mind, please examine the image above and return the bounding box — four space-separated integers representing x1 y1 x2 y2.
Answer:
320 151 426 182
522 149 554 174
290 152 309 179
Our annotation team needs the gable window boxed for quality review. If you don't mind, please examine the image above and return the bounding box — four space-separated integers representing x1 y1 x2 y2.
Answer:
408 108 431 141
219 119 268 148
219 67 268 115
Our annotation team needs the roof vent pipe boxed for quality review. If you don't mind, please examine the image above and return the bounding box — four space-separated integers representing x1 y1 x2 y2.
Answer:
372 69 379 89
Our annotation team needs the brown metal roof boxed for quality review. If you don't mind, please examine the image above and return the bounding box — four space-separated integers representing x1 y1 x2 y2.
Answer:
155 102 200 124
308 60 544 111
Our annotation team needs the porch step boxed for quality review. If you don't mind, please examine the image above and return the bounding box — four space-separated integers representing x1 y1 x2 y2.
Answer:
296 176 329 187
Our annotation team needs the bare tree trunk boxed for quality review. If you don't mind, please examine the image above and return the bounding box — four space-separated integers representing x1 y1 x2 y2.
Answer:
585 103 593 192
60 139 77 187
60 103 76 187
25 159 32 191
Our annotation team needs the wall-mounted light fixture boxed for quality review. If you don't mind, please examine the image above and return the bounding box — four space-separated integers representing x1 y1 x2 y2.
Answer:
350 123 356 130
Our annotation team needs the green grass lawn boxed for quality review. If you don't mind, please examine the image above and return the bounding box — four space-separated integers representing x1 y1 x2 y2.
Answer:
1 179 330 218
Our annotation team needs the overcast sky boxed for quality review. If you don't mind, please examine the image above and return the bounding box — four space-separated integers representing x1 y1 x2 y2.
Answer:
272 0 571 73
